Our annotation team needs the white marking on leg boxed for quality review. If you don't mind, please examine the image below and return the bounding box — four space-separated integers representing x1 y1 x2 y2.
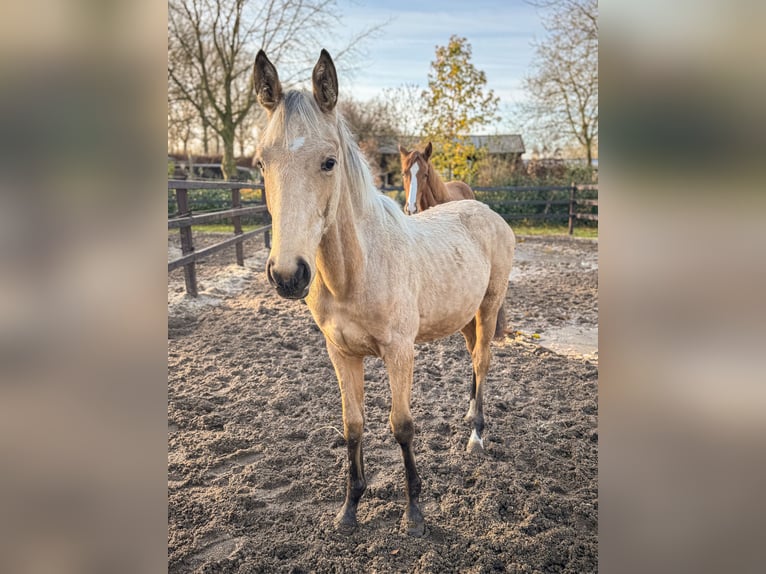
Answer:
468 428 484 451
407 162 420 214
289 136 305 151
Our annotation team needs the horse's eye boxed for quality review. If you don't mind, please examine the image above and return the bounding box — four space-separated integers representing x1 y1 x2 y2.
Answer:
254 159 264 171
321 157 337 172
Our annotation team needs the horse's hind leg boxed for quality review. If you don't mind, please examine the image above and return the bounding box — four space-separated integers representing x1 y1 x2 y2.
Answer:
465 301 502 453
460 318 479 417
383 344 425 537
326 342 366 534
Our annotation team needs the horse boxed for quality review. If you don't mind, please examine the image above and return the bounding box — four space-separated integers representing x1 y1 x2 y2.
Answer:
253 49 515 537
399 142 475 214
399 142 508 339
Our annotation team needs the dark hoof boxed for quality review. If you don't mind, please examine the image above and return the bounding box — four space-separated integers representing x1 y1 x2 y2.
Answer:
334 508 358 536
406 519 425 537
402 508 425 537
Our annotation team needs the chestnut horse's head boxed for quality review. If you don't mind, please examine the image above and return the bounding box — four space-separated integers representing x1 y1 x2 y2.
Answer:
399 142 433 215
253 49 342 299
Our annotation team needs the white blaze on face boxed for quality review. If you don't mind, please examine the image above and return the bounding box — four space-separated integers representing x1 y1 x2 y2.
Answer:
289 136 305 152
407 162 420 213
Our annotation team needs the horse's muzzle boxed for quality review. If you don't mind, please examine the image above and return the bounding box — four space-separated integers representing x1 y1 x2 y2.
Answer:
266 257 312 299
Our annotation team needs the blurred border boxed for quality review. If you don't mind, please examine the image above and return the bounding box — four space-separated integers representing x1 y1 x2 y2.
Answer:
0 2 168 573
601 1 766 572
2 1 765 573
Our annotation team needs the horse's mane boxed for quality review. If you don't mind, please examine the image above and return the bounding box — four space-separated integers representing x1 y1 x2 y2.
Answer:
262 90 404 227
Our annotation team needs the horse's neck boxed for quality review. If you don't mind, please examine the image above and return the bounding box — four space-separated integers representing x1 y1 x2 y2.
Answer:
426 165 450 205
315 187 365 298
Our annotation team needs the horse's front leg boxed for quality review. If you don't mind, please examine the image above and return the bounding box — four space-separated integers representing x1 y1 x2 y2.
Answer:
326 341 366 534
383 344 425 537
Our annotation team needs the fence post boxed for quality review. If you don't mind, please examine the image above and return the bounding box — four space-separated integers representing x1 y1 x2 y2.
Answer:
568 183 576 235
175 188 198 297
231 187 244 266
262 187 271 249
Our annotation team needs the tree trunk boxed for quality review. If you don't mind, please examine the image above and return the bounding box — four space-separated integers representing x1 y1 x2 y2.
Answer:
221 131 236 182
584 133 595 180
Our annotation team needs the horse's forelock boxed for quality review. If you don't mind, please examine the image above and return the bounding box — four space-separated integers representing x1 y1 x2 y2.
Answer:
401 151 415 172
403 151 426 174
262 90 332 148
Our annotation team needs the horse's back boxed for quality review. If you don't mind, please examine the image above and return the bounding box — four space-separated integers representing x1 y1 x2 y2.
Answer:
419 200 514 254
445 180 475 201
406 200 514 342
436 200 513 276
410 199 515 284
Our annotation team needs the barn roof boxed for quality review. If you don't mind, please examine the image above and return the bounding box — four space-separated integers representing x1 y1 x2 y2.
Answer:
468 134 525 154
377 134 525 155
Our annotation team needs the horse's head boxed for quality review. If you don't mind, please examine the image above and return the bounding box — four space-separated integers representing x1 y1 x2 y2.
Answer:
399 142 432 214
253 49 342 299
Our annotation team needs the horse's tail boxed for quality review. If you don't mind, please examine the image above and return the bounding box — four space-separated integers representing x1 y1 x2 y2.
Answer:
494 302 507 340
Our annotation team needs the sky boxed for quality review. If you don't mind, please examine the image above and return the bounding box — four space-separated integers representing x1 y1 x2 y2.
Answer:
327 0 548 119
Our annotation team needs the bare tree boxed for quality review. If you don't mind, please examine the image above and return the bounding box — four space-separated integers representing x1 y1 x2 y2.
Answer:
338 97 401 186
339 98 397 145
380 83 426 137
168 96 197 156
522 0 598 166
168 0 382 180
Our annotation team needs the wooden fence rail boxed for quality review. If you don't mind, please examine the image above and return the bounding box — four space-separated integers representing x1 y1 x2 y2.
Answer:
168 180 271 297
380 183 598 233
168 179 596 297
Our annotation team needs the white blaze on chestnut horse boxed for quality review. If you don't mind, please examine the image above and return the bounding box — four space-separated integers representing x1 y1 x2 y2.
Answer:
253 49 515 537
399 142 475 214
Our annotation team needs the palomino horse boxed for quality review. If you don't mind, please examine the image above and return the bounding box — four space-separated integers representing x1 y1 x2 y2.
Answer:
253 49 515 537
399 142 475 214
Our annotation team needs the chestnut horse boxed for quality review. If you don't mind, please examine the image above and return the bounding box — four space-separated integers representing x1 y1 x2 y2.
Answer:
253 49 515 537
399 142 475 214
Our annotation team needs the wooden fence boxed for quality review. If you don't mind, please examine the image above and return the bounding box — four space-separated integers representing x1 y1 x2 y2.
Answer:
168 180 596 296
564 184 598 234
168 180 271 297
380 183 598 233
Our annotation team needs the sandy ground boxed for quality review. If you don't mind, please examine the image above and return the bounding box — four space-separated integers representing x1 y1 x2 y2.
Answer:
168 233 598 573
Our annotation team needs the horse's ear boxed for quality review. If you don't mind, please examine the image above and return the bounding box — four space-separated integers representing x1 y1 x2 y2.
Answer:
398 144 409 157
424 141 433 160
254 50 283 114
312 49 338 113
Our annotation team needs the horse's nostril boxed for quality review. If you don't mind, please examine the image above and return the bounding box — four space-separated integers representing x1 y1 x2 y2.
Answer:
266 259 277 287
267 257 311 298
296 258 311 285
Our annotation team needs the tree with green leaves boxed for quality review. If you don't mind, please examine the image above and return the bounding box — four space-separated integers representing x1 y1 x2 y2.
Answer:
421 35 500 182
